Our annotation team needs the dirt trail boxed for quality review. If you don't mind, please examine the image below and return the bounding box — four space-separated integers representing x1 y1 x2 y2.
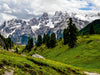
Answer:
3 70 14 75
84 71 100 75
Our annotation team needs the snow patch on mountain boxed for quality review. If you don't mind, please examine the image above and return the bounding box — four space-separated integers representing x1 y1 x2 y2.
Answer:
75 15 88 21
46 19 54 28
10 25 21 29
0 11 100 44
31 25 40 32
72 11 100 22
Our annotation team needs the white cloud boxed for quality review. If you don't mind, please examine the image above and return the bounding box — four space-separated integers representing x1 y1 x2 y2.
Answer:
88 0 100 9
2 13 16 20
28 0 89 15
0 0 99 23
3 3 10 10
0 13 17 25
0 3 12 13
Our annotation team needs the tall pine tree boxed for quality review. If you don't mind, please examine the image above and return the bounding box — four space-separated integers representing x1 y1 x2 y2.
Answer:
30 38 33 48
45 34 51 48
25 37 34 52
68 18 78 48
0 34 14 50
63 28 69 45
36 35 42 47
50 33 56 48
89 24 95 34
43 33 46 44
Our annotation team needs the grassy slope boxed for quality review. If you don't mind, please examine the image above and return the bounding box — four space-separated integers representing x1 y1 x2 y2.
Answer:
0 50 85 75
30 35 100 73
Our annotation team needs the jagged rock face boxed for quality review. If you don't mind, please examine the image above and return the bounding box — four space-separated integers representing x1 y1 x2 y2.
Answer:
0 19 26 38
0 11 99 44
52 11 70 24
39 12 49 26
72 17 89 29
36 26 51 35
29 18 39 26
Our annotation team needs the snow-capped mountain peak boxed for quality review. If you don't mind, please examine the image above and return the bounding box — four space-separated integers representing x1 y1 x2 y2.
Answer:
0 11 100 44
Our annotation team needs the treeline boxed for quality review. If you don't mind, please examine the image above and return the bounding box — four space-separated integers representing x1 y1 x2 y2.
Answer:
24 37 33 52
25 18 78 52
36 18 78 48
0 17 97 52
36 33 56 48
0 34 14 50
24 33 56 52
24 18 97 52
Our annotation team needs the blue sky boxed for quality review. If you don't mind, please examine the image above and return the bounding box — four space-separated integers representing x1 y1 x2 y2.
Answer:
79 3 94 10
0 0 100 23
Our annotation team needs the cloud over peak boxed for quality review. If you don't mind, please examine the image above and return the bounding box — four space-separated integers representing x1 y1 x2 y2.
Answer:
0 0 100 23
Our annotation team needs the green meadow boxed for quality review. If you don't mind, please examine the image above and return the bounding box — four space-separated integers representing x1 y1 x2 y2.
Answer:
29 35 100 73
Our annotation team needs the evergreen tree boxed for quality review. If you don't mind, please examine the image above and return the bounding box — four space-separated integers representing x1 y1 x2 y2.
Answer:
36 35 42 47
45 34 50 48
4 38 13 50
0 34 13 50
63 28 69 45
50 33 56 48
68 18 78 48
25 37 34 51
43 33 46 44
89 24 95 34
30 38 33 48
26 37 31 50
7 38 13 49
73 24 78 35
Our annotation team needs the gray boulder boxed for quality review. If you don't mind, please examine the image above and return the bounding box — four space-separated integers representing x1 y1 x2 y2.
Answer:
32 54 45 59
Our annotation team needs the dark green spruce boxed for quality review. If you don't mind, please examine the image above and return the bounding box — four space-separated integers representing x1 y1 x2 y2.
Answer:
36 35 42 47
89 24 95 34
25 37 34 51
63 28 69 45
0 34 14 50
45 34 51 48
63 18 78 48
68 18 78 48
50 33 56 48
43 33 46 44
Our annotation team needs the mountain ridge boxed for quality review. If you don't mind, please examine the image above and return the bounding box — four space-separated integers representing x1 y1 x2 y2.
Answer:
0 11 100 44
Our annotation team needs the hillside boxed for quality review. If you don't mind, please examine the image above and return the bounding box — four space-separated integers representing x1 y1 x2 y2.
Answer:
29 35 100 73
80 19 100 34
0 50 85 75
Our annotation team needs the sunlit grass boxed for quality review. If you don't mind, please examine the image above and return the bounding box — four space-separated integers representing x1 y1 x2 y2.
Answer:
0 50 85 75
30 35 100 73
